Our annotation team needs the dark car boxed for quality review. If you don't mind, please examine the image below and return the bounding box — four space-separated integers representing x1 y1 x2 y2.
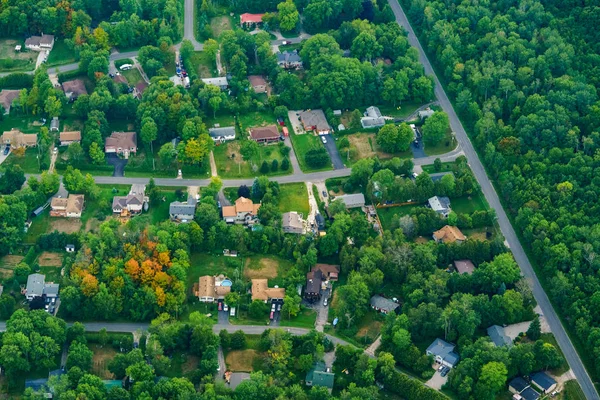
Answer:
3 146 9 155
322 191 327 198
440 367 450 377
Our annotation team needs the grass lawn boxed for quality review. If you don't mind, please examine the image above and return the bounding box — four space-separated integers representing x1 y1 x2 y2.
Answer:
187 253 245 290
212 140 291 178
25 210 51 244
123 147 210 179
244 255 294 288
225 349 260 372
424 131 458 156
288 129 333 173
211 16 234 40
0 39 37 72
540 333 570 376
378 101 425 119
278 183 309 216
2 147 50 173
279 307 317 329
238 111 277 131
279 43 301 52
180 300 219 323
189 51 216 78
421 162 455 174
46 40 78 66
562 380 585 400
0 114 47 134
89 343 117 379
204 113 236 129
121 68 143 86
39 265 62 283
148 188 187 224
377 204 421 231
451 193 489 214
80 184 130 228
166 353 200 378
337 132 411 166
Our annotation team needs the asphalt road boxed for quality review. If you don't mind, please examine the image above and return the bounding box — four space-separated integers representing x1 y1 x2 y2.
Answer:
181 0 203 51
388 0 599 398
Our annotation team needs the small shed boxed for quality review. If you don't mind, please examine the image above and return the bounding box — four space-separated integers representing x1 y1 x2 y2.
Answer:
32 206 45 217
65 244 75 253
333 110 342 116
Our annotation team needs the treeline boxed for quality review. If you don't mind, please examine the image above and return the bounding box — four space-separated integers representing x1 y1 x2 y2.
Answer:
401 0 600 381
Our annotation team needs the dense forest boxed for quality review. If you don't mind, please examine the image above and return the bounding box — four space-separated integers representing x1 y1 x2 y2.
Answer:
400 0 600 381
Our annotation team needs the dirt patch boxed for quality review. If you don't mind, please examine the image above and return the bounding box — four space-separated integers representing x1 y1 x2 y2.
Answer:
211 16 232 38
0 268 15 279
357 321 382 339
89 344 117 379
415 236 430 244
0 255 24 267
37 252 63 267
244 258 278 279
469 231 487 241
182 354 200 374
348 134 376 159
225 349 260 372
85 218 101 232
50 218 81 234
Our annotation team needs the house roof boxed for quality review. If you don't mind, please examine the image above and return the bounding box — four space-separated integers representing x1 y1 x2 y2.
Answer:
365 106 382 118
44 283 59 296
235 197 255 212
40 34 54 46
370 295 399 312
433 225 466 243
276 50 302 63
313 264 339 278
419 108 435 118
26 273 45 297
50 117 59 130
2 129 37 146
530 372 556 390
198 275 216 299
209 126 236 138
487 325 513 347
105 131 137 150
360 117 385 128
65 244 75 250
454 259 475 274
62 79 87 97
282 211 303 230
520 387 541 400
51 197 68 210
299 109 330 131
0 89 20 111
240 13 265 24
251 279 285 301
428 196 451 212
248 75 267 87
509 377 530 393
129 184 145 195
222 205 236 218
169 200 197 216
112 193 145 209
250 125 279 140
25 378 48 391
334 193 365 208
66 194 84 214
306 362 334 389
60 131 81 142
202 77 228 87
305 269 323 294
426 338 459 366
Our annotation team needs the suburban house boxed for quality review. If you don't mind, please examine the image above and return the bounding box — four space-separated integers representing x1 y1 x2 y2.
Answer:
59 131 81 146
1 129 37 148
516 387 541 400
251 279 285 302
530 372 557 394
426 338 460 368
209 126 236 143
454 259 475 274
428 196 451 217
299 109 331 135
509 377 541 400
433 225 466 244
105 131 137 157
304 264 339 301
112 184 148 216
249 125 280 144
202 77 229 90
369 295 399 314
197 275 231 302
50 194 84 218
487 325 513 347
50 117 59 132
361 106 386 129
248 75 267 93
0 89 20 115
313 264 339 281
62 79 88 101
276 50 302 69
418 108 435 120
25 273 59 301
240 13 265 28
305 362 335 393
169 196 197 223
334 193 365 209
222 197 261 224
24 34 55 51
282 211 305 234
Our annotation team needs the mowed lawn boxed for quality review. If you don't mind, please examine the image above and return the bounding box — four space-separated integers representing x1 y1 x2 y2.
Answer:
424 131 458 156
46 40 78 66
212 141 291 178
0 39 37 71
121 68 144 86
337 132 411 166
288 130 332 172
2 147 50 173
451 193 489 214
278 183 309 216
187 253 245 289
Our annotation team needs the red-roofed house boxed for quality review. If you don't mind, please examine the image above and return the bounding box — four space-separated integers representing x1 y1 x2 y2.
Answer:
240 13 265 28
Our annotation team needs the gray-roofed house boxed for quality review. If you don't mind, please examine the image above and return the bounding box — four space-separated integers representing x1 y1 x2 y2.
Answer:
428 196 451 217
62 79 88 101
25 34 54 51
25 274 60 301
105 131 137 157
282 211 305 234
370 295 399 314
426 338 460 368
299 109 331 135
169 196 197 223
454 259 475 275
209 126 236 143
50 117 59 132
276 50 303 69
305 362 335 393
202 77 229 90
530 372 557 394
65 244 75 253
519 387 541 400
112 184 148 216
418 108 435 120
509 377 530 394
334 193 365 209
487 325 513 347
361 106 386 129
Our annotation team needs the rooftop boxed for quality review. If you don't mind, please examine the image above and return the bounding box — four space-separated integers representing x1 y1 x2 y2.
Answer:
454 259 475 274
60 131 81 142
0 89 20 111
530 372 556 390
487 325 513 347
426 338 460 366
433 225 466 243
209 126 236 138
26 273 45 297
251 279 285 301
248 75 267 87
369 295 399 312
240 13 265 24
105 131 137 150
306 362 334 389
428 196 451 212
299 109 330 132
510 377 530 393
250 125 279 140
282 211 304 230
202 77 228 87
62 79 88 97
334 193 365 208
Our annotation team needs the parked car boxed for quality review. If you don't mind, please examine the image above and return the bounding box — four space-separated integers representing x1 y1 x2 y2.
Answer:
277 304 282 311
413 140 419 147
271 303 276 312
437 365 444 372
321 136 327 144
440 367 450 377
218 302 223 311
224 304 229 312
270 311 274 320
282 40 290 45
323 298 328 306
322 191 327 198
3 146 9 155
412 172 419 179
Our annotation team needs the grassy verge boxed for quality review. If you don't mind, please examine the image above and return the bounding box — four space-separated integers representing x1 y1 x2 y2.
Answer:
278 183 309 216
288 129 333 172
420 162 455 174
279 307 317 328
563 380 586 400
46 40 78 66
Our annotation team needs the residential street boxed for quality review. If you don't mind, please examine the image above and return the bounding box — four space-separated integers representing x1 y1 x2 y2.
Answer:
388 0 599 398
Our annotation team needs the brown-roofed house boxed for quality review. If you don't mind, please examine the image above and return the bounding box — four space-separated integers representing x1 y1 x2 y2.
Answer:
249 125 280 144
454 259 475 275
299 109 331 135
433 225 466 244
222 197 260 225
248 75 267 93
1 129 37 148
313 264 340 281
0 90 21 115
251 279 285 302
62 79 88 101
59 131 81 146
105 131 137 158
197 275 231 302
50 194 84 218
304 264 340 301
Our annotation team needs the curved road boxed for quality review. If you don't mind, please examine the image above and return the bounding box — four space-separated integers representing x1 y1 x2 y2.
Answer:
388 0 598 398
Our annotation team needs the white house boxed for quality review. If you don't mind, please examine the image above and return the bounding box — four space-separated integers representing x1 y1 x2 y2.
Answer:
24 34 55 51
209 126 236 143
202 77 229 90
360 106 386 129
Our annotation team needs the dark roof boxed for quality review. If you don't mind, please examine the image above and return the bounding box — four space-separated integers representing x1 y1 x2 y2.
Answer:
520 387 541 400
169 201 197 216
369 295 399 312
25 379 48 391
277 50 302 63
487 325 513 347
250 125 279 140
305 269 322 294
306 362 334 389
315 213 325 228
509 377 529 393
209 126 236 138
530 372 556 390
66 244 75 249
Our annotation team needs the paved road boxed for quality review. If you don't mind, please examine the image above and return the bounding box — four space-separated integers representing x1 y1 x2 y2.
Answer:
180 0 203 51
388 0 598 398
322 134 345 169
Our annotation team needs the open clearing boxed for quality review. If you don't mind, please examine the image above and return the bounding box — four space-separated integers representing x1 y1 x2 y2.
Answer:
37 252 62 267
0 255 24 268
0 39 37 71
89 344 117 379
211 16 232 39
226 349 260 372
244 258 278 279
50 218 82 234
341 132 411 166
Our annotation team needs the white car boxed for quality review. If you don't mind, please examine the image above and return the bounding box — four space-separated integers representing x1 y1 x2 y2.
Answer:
321 136 327 144
224 304 229 312
282 40 290 45
323 298 328 306
412 172 419 178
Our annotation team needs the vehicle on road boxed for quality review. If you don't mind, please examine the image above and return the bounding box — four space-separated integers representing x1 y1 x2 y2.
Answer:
282 40 290 45
321 136 327 144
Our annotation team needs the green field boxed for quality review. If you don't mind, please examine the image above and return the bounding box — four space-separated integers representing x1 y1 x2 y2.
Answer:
377 102 424 119
278 183 309 216
212 140 291 178
2 147 50 174
189 51 216 78
562 380 585 400
46 40 78 66
0 39 36 72
424 131 458 156
279 307 317 328
288 130 333 172
0 114 46 134
451 193 489 214
238 111 278 131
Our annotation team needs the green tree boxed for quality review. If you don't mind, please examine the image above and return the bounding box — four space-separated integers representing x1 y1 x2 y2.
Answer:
527 316 541 340
377 123 413 153
433 158 442 172
44 95 62 117
240 140 260 161
260 160 270 174
231 330 246 350
0 165 26 194
67 341 93 371
277 0 299 32
88 142 105 164
204 39 219 65
475 361 507 399
422 112 449 145
281 294 301 319
0 295 15 320
158 142 176 168
281 158 290 171
249 300 268 319
67 142 84 162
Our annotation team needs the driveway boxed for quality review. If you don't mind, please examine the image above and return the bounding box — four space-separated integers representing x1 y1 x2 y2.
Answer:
313 288 331 332
410 141 426 158
425 370 448 390
287 110 305 135
217 302 229 325
105 153 128 177
305 182 319 232
322 134 344 170
0 147 11 165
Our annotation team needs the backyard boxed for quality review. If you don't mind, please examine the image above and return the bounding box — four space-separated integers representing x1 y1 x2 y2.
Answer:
189 51 216 78
278 183 309 216
0 39 37 72
377 204 421 232
327 292 384 348
212 141 291 178
2 147 50 174
187 253 245 291
121 68 144 86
